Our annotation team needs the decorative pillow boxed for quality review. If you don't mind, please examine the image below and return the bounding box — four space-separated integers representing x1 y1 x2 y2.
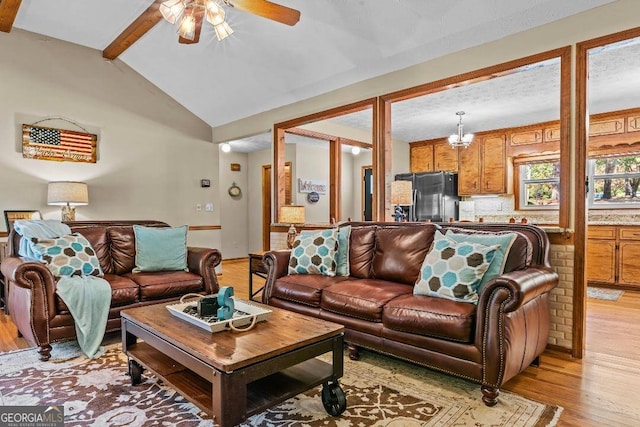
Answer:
288 229 339 276
414 230 499 304
31 233 103 278
445 230 517 290
133 225 188 273
335 225 351 276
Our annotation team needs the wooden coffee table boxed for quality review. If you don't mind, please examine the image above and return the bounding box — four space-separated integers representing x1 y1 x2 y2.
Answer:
121 299 346 427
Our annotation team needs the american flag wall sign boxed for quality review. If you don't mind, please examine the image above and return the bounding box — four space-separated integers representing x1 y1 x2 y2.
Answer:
22 124 97 163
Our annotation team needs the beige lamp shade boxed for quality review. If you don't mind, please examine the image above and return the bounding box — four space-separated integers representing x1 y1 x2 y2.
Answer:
390 181 413 205
279 205 305 224
47 181 89 206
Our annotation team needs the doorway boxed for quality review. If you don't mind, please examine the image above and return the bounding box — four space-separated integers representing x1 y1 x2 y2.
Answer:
576 28 640 356
362 166 373 221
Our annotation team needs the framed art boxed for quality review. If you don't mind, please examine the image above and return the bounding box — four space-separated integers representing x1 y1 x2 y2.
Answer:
4 210 42 232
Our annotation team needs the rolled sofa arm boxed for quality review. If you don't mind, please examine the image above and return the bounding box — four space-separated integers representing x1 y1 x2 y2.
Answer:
478 266 559 313
261 250 291 303
475 266 559 393
1 256 58 345
187 247 222 294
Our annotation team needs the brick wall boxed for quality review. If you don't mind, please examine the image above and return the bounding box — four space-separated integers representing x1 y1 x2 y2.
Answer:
547 244 574 349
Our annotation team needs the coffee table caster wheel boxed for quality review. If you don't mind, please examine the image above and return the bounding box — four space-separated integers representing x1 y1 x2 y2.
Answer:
322 381 346 416
128 359 144 385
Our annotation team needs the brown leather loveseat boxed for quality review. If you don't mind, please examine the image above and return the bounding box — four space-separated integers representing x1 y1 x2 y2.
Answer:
262 221 558 406
2 220 221 361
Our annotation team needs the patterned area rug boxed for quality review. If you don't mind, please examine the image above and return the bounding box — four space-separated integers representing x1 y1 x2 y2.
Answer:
0 342 562 426
587 286 624 301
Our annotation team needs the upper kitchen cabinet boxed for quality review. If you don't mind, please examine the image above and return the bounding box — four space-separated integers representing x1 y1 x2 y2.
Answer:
409 140 458 173
458 133 506 195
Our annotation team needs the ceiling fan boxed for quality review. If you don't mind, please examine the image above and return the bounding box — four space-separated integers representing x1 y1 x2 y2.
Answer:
160 0 301 44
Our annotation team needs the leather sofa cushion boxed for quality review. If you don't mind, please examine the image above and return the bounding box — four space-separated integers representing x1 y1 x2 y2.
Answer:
383 294 476 343
371 225 435 285
109 226 136 274
55 274 139 312
271 275 352 307
124 271 203 301
321 279 413 322
70 226 113 274
349 226 377 279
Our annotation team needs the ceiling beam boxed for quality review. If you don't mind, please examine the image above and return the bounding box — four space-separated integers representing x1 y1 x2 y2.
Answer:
102 0 163 60
0 0 22 33
286 127 371 148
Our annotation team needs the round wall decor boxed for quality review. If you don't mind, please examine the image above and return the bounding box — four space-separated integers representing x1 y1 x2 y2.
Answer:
307 191 320 203
228 182 242 197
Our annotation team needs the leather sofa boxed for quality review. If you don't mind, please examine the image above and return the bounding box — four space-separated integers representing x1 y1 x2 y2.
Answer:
262 221 558 406
1 220 221 361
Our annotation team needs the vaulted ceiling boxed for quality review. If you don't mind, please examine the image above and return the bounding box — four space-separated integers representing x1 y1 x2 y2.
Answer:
1 0 618 134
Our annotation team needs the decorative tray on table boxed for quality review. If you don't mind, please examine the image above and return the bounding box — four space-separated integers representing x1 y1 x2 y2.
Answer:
167 297 272 333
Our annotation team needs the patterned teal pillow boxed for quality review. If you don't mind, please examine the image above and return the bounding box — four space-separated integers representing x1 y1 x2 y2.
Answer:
288 229 339 276
31 233 103 278
133 225 188 273
335 225 351 276
445 230 517 291
414 230 499 304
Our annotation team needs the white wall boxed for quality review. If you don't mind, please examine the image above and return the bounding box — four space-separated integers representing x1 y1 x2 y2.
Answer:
0 29 220 250
392 139 411 177
218 149 249 258
340 153 354 222
294 143 330 223
247 147 271 252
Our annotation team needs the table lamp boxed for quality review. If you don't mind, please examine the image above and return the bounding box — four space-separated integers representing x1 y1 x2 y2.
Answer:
390 180 413 222
279 205 306 249
47 181 89 222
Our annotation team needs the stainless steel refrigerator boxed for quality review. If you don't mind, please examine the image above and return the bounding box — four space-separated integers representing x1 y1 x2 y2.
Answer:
394 172 460 222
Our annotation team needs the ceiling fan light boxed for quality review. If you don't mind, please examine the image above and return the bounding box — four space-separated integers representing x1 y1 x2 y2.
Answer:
160 0 185 24
205 1 226 26
214 21 234 41
178 13 197 40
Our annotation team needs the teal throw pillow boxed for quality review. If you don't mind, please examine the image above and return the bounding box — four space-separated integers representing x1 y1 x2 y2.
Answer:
133 225 188 273
414 230 499 304
288 229 339 276
445 230 517 291
31 233 103 278
335 225 351 276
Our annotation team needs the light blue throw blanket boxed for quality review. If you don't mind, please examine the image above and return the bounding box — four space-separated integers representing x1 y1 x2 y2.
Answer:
13 220 111 359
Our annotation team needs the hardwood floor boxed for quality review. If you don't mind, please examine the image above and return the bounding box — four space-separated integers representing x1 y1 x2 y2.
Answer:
1 260 638 426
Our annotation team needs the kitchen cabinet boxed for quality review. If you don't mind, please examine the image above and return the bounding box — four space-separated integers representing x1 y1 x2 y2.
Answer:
458 133 506 195
410 141 458 173
433 142 458 172
410 145 433 173
587 225 640 288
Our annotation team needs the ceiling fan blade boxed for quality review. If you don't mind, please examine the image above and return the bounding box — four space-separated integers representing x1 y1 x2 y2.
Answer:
179 5 204 44
229 0 300 26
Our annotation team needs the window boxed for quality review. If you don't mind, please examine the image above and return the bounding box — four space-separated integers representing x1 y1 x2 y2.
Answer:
589 154 640 207
518 160 560 209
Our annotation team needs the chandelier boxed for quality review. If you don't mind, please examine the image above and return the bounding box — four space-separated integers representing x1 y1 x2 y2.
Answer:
160 0 233 42
448 111 474 148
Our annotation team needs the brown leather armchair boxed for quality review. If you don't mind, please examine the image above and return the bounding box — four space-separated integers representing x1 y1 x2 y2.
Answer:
1 220 221 361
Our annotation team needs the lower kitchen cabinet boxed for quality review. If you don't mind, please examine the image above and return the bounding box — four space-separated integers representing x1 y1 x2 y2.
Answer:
587 225 640 288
